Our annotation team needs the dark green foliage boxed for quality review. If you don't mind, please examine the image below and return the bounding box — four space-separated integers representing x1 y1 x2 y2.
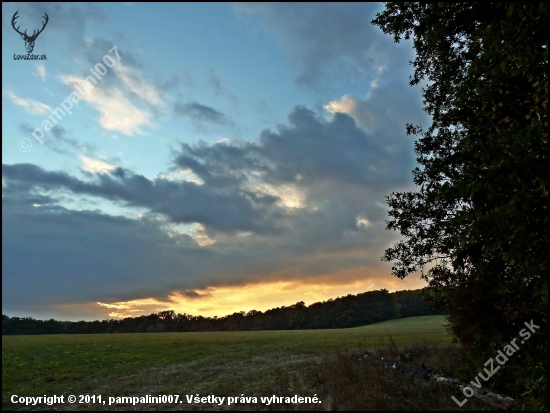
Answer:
2 288 445 335
372 2 547 409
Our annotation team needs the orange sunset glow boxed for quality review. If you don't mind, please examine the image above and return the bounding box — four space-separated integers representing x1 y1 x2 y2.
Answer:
97 269 427 319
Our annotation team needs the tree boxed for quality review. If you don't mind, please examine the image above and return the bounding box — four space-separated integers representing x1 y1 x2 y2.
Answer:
372 2 547 408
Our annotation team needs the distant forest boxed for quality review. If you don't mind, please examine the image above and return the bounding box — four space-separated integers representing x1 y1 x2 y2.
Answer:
2 288 447 335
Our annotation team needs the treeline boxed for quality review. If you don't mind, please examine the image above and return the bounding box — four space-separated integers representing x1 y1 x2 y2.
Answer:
2 288 446 335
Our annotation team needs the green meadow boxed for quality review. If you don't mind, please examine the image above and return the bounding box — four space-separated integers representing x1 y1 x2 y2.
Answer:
3 315 451 410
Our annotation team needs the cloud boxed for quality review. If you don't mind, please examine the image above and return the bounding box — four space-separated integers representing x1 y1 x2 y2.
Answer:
4 103 416 249
156 169 204 185
324 85 427 138
2 162 278 235
190 224 216 246
255 100 270 114
1 202 199 311
2 114 413 317
174 102 231 128
2 90 53 115
19 124 97 156
55 37 169 135
171 290 212 300
234 3 411 89
174 105 413 193
325 95 375 127
60 74 152 135
181 68 196 89
206 69 238 104
80 156 116 174
2 3 430 319
75 38 175 119
207 69 224 97
112 63 165 109
34 64 47 81
3 104 416 315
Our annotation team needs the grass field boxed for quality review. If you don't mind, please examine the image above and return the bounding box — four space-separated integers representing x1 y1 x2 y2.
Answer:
3 315 452 411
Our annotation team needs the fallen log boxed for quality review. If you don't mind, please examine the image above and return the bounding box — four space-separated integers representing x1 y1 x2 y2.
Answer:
363 351 518 410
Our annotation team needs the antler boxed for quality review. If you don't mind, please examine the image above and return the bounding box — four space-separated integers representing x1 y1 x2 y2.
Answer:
29 13 49 40
11 11 26 37
11 11 49 40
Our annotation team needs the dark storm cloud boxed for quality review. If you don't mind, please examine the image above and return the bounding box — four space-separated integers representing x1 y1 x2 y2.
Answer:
2 162 279 234
2 185 368 313
2 199 205 311
174 106 413 191
5 103 412 218
4 104 416 246
2 187 392 314
3 105 413 312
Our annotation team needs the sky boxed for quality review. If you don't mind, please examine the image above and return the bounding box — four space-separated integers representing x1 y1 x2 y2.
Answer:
2 2 430 321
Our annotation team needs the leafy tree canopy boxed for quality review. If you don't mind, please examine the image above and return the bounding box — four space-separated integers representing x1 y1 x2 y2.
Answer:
372 2 547 408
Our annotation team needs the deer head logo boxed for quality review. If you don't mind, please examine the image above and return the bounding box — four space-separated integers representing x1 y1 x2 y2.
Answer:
12 11 49 54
